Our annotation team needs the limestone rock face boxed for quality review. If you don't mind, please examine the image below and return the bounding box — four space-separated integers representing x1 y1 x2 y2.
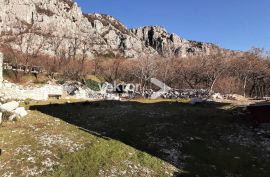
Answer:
0 0 233 58
0 0 156 58
130 26 224 57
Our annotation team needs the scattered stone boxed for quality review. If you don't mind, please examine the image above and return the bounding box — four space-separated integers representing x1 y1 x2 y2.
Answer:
13 107 28 118
105 94 121 101
150 89 212 100
151 91 166 99
63 82 81 95
0 112 2 124
225 94 247 101
143 89 154 99
211 93 224 100
0 101 19 112
8 114 18 121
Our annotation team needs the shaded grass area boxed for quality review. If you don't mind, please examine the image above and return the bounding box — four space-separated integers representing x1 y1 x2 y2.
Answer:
29 100 270 177
0 100 175 177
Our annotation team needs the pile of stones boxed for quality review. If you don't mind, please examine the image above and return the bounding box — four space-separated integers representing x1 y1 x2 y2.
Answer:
0 101 28 124
152 89 213 99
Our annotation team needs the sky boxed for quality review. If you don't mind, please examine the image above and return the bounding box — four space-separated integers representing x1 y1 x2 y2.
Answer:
75 0 270 51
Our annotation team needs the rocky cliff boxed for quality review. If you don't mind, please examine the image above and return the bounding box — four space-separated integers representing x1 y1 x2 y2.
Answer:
0 0 233 59
131 26 225 57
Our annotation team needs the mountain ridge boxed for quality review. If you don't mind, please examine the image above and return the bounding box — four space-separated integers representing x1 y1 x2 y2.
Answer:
0 0 239 59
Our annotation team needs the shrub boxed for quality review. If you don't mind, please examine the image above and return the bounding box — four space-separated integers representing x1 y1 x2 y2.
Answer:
56 79 66 85
36 6 55 17
61 0 75 8
85 79 101 91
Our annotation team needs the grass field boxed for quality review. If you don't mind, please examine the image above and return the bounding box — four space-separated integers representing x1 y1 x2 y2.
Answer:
1 99 270 177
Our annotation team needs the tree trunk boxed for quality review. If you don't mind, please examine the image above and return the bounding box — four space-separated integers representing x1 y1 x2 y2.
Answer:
210 77 217 92
243 76 248 97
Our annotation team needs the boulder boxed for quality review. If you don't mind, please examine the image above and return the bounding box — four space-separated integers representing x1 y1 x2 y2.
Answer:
13 107 28 118
0 101 19 112
105 94 121 101
151 91 166 99
0 112 2 124
225 94 247 101
64 84 79 95
211 93 223 100
8 114 17 121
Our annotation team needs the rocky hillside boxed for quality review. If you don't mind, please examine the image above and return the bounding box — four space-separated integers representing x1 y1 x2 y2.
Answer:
131 26 226 57
0 0 234 58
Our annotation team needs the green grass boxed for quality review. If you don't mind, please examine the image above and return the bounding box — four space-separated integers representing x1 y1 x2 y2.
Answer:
51 140 173 177
0 99 175 177
85 79 101 91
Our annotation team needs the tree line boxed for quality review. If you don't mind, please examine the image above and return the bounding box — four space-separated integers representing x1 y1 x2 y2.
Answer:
0 23 269 97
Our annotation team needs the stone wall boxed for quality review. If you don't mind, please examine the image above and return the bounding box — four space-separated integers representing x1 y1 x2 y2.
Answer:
0 81 64 101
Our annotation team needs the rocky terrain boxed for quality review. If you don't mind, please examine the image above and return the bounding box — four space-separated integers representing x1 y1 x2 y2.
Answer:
131 26 221 57
0 0 237 59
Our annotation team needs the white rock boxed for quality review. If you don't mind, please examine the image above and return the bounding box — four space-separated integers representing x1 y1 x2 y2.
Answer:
225 94 247 101
105 94 120 101
0 101 19 112
211 93 223 100
0 0 230 59
131 26 225 57
8 114 17 121
151 91 166 99
13 107 28 118
0 112 2 124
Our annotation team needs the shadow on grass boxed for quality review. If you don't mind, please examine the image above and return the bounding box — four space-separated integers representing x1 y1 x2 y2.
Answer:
30 101 269 177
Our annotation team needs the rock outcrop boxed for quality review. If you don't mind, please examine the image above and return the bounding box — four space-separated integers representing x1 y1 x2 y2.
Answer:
0 0 156 58
131 26 221 57
0 0 236 58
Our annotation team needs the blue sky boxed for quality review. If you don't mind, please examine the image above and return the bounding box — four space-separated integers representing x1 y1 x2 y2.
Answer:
75 0 270 51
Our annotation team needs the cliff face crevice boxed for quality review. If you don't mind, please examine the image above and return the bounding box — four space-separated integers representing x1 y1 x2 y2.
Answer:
0 0 233 59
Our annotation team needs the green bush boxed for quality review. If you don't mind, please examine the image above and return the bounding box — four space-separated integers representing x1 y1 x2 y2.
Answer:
56 79 66 85
85 79 101 91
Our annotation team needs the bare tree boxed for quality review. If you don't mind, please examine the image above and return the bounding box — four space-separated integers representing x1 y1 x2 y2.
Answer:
69 36 81 60
175 57 205 89
204 54 227 92
100 59 123 82
133 57 158 92
157 58 178 87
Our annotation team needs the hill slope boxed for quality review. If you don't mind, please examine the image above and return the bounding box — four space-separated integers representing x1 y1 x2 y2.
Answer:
0 0 235 58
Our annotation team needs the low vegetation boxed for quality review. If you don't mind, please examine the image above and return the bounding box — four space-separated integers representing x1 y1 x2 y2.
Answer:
1 37 270 98
36 6 55 17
